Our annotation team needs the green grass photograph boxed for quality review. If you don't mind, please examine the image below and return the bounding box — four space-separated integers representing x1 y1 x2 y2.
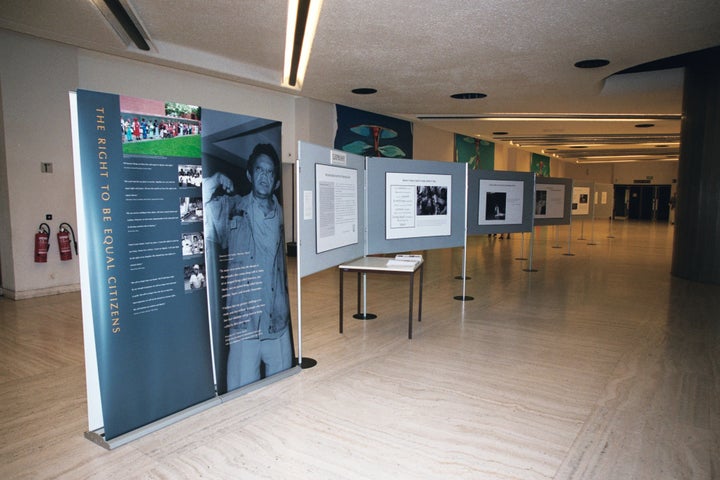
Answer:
122 135 201 158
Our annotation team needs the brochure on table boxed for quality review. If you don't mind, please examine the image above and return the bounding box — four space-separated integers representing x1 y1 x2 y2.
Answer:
533 177 574 226
467 169 535 235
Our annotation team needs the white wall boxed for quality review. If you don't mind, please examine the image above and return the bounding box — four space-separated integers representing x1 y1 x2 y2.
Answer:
612 161 678 185
562 162 614 183
413 123 454 162
0 31 307 298
0 29 681 298
0 32 81 298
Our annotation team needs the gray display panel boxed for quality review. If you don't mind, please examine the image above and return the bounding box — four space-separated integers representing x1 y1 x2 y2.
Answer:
467 169 535 235
366 157 466 255
571 181 594 219
592 182 614 219
533 177 574 226
297 142 366 278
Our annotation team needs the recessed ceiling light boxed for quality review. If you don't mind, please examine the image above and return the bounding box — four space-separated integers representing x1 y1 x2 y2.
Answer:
492 131 508 135
451 92 487 100
351 88 377 95
574 59 610 69
655 144 668 147
545 148 557 151
570 145 588 148
635 123 655 128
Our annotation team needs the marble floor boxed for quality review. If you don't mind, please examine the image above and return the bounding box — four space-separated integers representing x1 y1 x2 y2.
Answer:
1 221 718 479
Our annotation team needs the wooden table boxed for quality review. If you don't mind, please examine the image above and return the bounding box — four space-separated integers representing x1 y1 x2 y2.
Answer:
338 256 424 339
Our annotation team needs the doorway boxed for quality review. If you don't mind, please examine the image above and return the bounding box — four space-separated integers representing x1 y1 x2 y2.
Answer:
614 184 671 221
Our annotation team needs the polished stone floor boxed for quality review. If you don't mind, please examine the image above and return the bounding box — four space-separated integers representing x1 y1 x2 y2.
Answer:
1 220 718 479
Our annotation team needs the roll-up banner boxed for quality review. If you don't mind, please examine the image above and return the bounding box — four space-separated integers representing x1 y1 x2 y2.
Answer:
75 90 294 441
201 110 294 395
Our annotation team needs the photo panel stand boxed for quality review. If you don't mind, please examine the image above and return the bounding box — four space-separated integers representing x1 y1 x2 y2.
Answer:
552 225 562 248
466 169 536 278
587 215 598 246
593 183 615 241
515 231 528 261
522 228 539 272
608 216 616 239
454 236 474 301
454 245 471 280
366 156 467 308
455 172 473 300
294 163 318 370
533 176 574 262
353 273 378 319
296 142 367 357
563 221 576 256
578 219 586 240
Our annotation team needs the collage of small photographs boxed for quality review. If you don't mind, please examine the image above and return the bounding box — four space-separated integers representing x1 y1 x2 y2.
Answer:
179 163 205 293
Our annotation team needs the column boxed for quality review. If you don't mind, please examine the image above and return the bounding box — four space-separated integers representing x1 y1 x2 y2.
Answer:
671 50 720 284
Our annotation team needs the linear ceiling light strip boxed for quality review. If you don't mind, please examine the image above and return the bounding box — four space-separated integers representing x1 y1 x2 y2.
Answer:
101 0 149 51
284 0 323 89
288 0 311 87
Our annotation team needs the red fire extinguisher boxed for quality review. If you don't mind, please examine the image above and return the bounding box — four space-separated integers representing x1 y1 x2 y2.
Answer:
57 222 77 261
34 223 51 263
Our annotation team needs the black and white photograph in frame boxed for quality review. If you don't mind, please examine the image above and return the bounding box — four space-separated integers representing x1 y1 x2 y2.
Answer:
485 192 507 220
178 164 202 188
180 196 203 223
386 171 452 240
416 186 448 216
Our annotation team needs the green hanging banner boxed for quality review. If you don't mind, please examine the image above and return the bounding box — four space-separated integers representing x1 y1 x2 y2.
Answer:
454 134 494 170
531 153 550 177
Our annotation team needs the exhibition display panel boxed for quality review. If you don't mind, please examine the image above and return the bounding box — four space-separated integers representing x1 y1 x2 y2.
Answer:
72 90 299 448
532 177 574 227
466 169 535 236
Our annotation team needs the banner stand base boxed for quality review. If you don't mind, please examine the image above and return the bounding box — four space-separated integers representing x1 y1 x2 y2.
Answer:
454 295 474 301
84 396 222 450
84 366 302 450
353 313 377 320
297 357 318 369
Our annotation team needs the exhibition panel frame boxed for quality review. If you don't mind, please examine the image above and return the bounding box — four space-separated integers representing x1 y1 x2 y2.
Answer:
571 181 595 219
296 142 366 278
532 177 574 226
467 169 535 236
366 157 467 255
592 183 614 220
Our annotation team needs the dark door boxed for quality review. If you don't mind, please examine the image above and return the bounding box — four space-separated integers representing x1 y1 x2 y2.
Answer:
628 186 654 220
613 186 628 218
622 184 672 221
655 185 671 221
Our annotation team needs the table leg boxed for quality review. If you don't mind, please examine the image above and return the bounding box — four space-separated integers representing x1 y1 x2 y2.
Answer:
418 264 423 323
339 269 344 333
408 271 414 339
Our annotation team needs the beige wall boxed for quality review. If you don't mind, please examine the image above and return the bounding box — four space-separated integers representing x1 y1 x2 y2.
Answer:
0 29 677 298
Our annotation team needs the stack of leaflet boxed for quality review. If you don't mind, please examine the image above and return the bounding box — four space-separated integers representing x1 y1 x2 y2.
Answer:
386 254 423 267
